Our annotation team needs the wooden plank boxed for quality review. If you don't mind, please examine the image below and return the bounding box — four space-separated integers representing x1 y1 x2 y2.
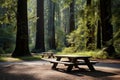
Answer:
75 61 98 65
77 60 98 64
50 60 74 65
42 58 73 65
42 58 98 65
54 55 91 58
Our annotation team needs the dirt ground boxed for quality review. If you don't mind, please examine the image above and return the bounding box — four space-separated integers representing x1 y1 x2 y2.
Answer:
0 59 120 80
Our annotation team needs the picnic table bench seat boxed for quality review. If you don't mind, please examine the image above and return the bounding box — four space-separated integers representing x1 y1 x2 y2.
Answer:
42 58 98 65
42 58 74 65
77 60 98 65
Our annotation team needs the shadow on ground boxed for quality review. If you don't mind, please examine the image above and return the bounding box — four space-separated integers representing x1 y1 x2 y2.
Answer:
0 60 120 80
54 67 117 77
95 63 120 69
0 69 40 80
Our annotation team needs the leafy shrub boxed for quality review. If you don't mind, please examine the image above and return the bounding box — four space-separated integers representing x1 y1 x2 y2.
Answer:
62 47 76 53
94 50 108 59
114 39 120 53
0 48 5 54
59 50 108 59
0 28 15 53
56 29 66 51
66 25 87 52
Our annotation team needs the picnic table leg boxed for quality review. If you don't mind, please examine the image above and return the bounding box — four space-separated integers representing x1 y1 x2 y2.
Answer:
84 58 95 71
66 65 74 72
66 58 77 72
52 57 61 69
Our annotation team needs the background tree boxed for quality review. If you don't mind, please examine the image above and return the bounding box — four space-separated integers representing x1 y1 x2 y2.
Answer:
85 0 96 50
112 0 120 56
69 0 75 33
33 0 45 52
0 0 17 54
47 0 56 50
100 0 115 55
12 0 31 57
27 0 37 50
53 0 69 50
96 0 101 49
96 20 101 49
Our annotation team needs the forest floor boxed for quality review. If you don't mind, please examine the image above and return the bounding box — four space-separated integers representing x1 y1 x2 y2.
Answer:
0 59 120 80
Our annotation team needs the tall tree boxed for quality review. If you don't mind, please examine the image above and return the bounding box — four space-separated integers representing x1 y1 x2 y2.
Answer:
97 0 102 49
100 0 115 55
69 0 75 33
34 0 45 52
96 21 102 49
12 0 31 57
86 0 95 49
47 0 56 50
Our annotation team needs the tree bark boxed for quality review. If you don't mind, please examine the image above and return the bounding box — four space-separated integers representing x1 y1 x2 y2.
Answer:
69 0 75 33
47 0 56 50
100 0 115 55
34 0 45 52
96 21 102 49
100 0 113 46
12 0 31 57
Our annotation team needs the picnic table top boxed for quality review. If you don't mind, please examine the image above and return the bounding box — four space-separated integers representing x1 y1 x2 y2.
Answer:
54 55 91 58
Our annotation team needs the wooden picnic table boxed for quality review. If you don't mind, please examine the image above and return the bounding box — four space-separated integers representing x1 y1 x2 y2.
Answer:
45 55 97 72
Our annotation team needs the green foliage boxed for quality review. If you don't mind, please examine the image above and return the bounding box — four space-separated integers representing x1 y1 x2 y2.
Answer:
114 39 120 53
111 0 120 57
18 56 41 61
84 0 99 50
0 0 17 25
93 50 108 59
112 1 120 58
56 29 66 51
0 54 41 62
59 50 108 59
66 25 87 52
52 0 72 9
0 27 15 53
0 0 119 59
63 0 99 53
0 0 16 53
62 47 76 53
28 0 37 50
112 0 120 32
0 48 5 54
66 0 87 52
113 30 120 57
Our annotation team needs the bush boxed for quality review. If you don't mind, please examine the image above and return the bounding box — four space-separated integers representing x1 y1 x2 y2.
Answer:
66 26 87 52
114 39 120 53
94 50 108 59
62 47 76 53
0 48 5 54
59 50 108 59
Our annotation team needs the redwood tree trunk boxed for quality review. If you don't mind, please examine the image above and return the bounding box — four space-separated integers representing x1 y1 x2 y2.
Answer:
12 0 31 57
47 0 56 50
69 0 75 33
100 0 113 46
96 21 102 49
100 0 115 55
34 0 45 52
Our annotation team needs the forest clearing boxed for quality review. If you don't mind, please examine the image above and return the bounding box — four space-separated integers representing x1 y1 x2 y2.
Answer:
0 0 120 80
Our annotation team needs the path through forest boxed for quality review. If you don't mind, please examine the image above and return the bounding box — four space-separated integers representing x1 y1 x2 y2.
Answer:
0 59 120 80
